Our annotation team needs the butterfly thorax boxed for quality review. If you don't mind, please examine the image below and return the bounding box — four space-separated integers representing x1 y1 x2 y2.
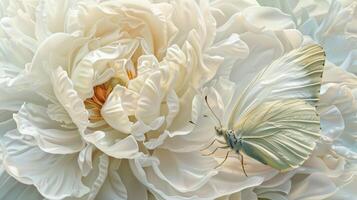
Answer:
215 127 243 152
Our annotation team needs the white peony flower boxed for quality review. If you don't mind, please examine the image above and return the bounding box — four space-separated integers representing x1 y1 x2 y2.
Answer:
0 0 260 199
0 0 356 200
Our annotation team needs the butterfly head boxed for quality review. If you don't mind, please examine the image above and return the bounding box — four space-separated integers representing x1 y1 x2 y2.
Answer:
215 126 226 136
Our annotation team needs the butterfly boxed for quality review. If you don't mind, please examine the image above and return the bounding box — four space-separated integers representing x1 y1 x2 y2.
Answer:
203 44 325 176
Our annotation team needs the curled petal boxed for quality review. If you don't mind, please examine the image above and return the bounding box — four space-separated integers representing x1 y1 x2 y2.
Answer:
101 86 133 134
2 130 89 200
136 72 165 124
84 132 139 160
14 103 84 154
50 66 89 132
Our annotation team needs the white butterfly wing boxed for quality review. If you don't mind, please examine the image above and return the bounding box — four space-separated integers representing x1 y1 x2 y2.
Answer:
227 44 325 170
237 100 320 170
228 44 325 129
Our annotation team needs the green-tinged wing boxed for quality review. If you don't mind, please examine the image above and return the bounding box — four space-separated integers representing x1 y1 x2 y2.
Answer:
228 44 325 129
238 100 320 171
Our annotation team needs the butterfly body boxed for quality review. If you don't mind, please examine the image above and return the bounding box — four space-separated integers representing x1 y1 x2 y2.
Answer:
216 128 243 152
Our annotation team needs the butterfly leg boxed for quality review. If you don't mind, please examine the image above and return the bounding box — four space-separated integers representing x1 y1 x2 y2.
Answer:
202 146 229 156
200 139 217 151
214 150 231 169
216 139 227 145
239 153 248 177
200 139 227 151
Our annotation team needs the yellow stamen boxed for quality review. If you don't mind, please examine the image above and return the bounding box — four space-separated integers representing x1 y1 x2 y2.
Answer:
126 65 137 80
84 83 113 122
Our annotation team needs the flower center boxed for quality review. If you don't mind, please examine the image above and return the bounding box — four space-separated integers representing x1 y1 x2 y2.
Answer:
84 66 138 122
84 83 113 122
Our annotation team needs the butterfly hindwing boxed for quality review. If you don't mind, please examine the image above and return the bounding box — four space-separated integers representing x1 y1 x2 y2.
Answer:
238 100 320 171
228 44 325 129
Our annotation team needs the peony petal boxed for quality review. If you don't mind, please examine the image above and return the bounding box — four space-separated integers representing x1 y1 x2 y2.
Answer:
50 66 89 132
211 0 259 27
341 50 357 74
162 93 215 153
162 45 188 96
130 153 265 200
35 0 73 42
320 105 345 141
259 170 296 189
211 78 237 110
80 152 109 200
164 88 197 137
184 29 223 89
322 64 357 87
165 90 180 127
0 38 33 69
128 55 160 94
288 173 337 200
136 71 165 124
84 131 139 159
167 0 208 47
101 86 133 134
332 144 357 160
215 12 262 42
96 159 128 200
97 159 147 200
47 102 73 125
131 116 166 142
31 32 87 79
326 176 357 200
34 0 51 42
150 149 218 193
78 144 95 176
0 111 16 136
118 159 148 200
228 188 258 200
209 34 249 78
255 179 291 200
14 103 84 154
0 166 43 200
2 130 89 199
143 131 170 150
0 70 45 112
241 6 296 30
0 17 38 53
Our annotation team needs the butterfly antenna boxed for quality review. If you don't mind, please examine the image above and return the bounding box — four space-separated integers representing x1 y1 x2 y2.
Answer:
205 96 223 128
240 153 248 177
